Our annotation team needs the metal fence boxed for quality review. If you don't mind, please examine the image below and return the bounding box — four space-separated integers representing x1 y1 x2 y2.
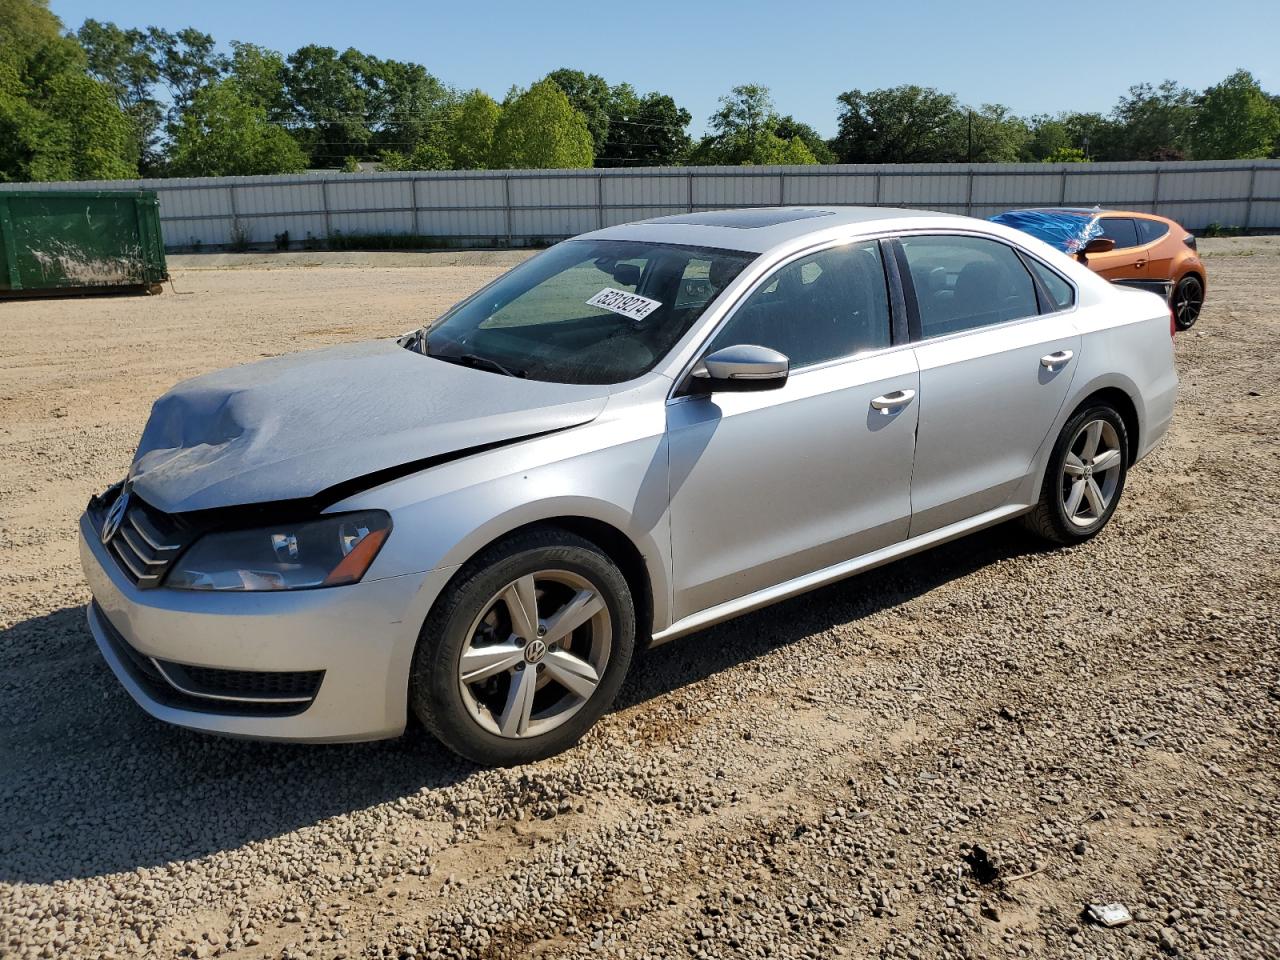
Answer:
7 159 1279 249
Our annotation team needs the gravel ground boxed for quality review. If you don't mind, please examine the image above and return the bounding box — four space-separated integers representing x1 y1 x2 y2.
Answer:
1 242 1277 960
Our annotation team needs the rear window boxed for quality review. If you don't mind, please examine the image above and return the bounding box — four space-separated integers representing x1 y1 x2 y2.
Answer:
1137 219 1170 244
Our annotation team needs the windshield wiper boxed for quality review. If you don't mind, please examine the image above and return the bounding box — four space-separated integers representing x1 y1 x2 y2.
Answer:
432 350 525 378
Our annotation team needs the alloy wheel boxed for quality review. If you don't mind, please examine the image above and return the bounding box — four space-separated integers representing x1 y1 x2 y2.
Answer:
457 570 611 738
1174 276 1203 329
1060 419 1123 529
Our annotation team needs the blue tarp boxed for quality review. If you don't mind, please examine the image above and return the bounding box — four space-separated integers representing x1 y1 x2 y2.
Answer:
989 209 1102 254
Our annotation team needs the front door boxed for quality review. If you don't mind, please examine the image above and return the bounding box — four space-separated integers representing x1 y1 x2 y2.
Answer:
667 240 919 620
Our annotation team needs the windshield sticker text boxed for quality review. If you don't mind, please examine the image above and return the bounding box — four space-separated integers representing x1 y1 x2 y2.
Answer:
586 287 662 321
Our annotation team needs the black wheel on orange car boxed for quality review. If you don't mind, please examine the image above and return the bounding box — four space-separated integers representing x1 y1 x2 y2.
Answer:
1173 274 1203 330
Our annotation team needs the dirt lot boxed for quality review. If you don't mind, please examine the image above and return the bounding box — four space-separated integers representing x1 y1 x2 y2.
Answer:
1 241 1278 960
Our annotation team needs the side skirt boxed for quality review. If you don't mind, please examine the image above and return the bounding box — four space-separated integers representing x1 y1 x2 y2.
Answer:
650 503 1030 646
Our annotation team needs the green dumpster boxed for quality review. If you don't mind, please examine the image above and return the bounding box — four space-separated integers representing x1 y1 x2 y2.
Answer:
0 189 168 297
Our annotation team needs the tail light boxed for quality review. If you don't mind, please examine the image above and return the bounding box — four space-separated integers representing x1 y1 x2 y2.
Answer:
1183 234 1197 251
1170 307 1177 338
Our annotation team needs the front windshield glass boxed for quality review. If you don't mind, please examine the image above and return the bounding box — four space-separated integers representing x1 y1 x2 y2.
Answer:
424 239 757 384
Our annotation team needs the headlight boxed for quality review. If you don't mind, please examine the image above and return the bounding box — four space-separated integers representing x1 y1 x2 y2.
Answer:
166 510 392 591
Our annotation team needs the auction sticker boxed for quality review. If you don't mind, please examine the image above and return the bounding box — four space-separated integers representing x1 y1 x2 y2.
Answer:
587 287 662 321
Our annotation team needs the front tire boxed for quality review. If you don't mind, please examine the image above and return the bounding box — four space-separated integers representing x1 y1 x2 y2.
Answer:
1021 404 1129 545
409 528 635 766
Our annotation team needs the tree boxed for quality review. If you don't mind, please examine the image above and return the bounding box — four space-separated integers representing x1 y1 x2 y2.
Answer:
227 41 290 118
1192 69 1280 160
379 141 449 171
490 80 593 168
1109 80 1194 160
598 84 691 166
545 68 611 154
689 84 820 165
962 104 1029 162
773 116 835 163
448 89 501 169
1043 146 1088 163
169 79 307 177
148 26 226 117
284 45 371 166
709 83 776 158
0 0 136 181
75 19 162 170
832 85 965 162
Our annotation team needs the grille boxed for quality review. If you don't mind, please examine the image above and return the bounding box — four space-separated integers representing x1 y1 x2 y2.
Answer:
158 662 324 701
92 602 322 717
93 489 194 589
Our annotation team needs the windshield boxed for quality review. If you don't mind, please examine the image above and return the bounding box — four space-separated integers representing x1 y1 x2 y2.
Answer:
421 239 757 384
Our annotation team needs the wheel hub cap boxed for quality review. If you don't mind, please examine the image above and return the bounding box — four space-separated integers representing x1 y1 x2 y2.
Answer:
524 638 547 664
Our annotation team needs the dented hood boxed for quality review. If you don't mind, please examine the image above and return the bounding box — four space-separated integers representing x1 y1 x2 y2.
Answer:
128 340 610 514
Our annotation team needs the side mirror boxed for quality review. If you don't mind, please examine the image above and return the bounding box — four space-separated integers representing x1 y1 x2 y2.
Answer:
691 344 789 393
1077 237 1115 262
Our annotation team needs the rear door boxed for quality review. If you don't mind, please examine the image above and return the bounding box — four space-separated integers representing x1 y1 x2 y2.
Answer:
896 233 1081 536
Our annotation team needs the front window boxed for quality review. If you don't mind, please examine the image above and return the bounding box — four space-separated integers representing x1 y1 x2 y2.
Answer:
424 239 756 384
707 241 892 367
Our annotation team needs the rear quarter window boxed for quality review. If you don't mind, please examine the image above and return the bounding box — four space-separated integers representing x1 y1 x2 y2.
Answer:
1024 258 1075 312
1137 219 1170 244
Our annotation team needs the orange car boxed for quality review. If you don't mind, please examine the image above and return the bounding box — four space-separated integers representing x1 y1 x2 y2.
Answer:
993 208 1207 329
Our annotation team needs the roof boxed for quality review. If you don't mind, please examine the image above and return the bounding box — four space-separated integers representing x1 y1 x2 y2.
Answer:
582 206 963 254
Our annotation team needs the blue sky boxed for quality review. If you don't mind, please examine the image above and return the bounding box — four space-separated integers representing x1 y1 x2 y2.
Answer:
50 0 1279 137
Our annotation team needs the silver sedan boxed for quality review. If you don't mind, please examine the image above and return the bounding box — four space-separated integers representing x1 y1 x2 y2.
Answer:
80 207 1178 765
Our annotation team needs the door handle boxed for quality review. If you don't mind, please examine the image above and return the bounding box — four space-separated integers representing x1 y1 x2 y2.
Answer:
870 389 916 412
1134 259 1146 269
1040 350 1073 368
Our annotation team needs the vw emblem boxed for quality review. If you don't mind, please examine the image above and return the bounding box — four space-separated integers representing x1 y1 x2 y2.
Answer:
524 639 548 664
101 491 130 545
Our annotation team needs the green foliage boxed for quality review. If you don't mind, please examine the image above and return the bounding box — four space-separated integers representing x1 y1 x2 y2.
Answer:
773 116 835 164
379 141 450 171
169 79 307 177
76 19 161 170
598 83 692 167
832 85 963 162
1042 146 1088 163
227 42 290 117
1108 80 1194 160
1192 70 1280 160
545 68 612 154
448 90 501 170
690 84 814 165
490 80 593 169
0 0 137 181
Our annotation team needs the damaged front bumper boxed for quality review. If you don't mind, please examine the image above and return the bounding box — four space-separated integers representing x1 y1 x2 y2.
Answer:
79 510 454 743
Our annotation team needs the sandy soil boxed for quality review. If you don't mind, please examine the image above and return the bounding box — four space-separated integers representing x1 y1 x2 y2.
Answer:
1 241 1277 959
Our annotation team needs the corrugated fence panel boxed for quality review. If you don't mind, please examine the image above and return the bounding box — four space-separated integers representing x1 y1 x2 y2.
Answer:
7 161 1275 248
783 172 878 205
693 171 782 208
879 171 969 208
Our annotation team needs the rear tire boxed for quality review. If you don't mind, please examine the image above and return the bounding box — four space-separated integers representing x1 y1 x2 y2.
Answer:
1021 403 1129 545
409 528 635 766
1172 274 1203 330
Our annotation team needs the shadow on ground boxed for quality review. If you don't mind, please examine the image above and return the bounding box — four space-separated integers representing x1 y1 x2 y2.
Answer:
0 524 1040 884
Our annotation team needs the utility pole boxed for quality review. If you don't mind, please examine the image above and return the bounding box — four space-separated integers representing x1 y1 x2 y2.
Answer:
967 110 973 162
